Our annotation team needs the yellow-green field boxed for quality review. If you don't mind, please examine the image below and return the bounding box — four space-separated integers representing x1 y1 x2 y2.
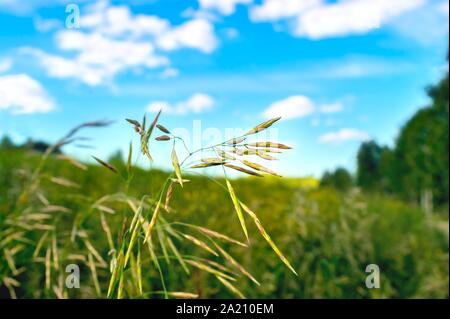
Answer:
0 145 448 299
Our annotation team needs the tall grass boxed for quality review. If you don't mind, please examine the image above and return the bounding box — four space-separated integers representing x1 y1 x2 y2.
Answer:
1 113 303 299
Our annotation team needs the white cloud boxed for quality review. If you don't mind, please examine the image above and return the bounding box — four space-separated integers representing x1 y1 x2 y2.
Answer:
147 93 215 115
249 0 428 39
81 5 170 38
34 16 62 32
319 102 344 114
80 3 218 53
156 19 218 53
294 0 426 39
199 0 252 15
263 95 347 120
0 74 55 114
311 56 411 79
318 128 370 143
389 0 449 46
25 1 219 85
160 67 180 79
181 7 220 21
0 58 12 73
250 0 320 21
22 29 169 86
263 95 315 120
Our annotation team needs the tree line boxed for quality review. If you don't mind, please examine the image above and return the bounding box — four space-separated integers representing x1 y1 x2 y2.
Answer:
321 54 449 210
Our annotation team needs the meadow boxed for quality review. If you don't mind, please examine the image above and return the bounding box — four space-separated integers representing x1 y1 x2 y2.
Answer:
0 117 448 299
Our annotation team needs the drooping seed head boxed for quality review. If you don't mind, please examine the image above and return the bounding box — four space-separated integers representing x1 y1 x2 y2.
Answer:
156 135 171 141
245 117 281 136
156 124 171 134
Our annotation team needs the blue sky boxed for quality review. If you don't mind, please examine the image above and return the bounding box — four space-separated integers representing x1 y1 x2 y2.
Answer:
0 0 448 177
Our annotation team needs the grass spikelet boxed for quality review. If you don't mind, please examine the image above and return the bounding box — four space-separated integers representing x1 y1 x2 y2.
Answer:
95 204 115 215
226 137 246 145
156 124 171 134
156 135 171 141
171 147 183 187
100 212 114 251
245 117 281 136
181 233 219 256
50 177 80 188
92 156 118 174
51 234 59 270
84 239 107 268
191 163 223 168
166 292 199 299
214 243 260 286
33 231 49 258
215 275 246 299
126 119 140 127
217 150 236 161
166 237 190 274
195 226 247 247
144 196 162 243
231 148 258 156
40 205 71 213
127 142 133 176
136 244 143 295
170 178 190 184
224 164 263 177
56 154 87 170
185 260 236 281
226 180 248 241
201 157 226 164
256 152 278 161
142 114 147 132
4 249 16 273
164 182 174 212
88 252 101 296
157 227 171 265
242 160 282 177
249 142 292 149
147 110 161 141
45 245 51 290
240 202 298 276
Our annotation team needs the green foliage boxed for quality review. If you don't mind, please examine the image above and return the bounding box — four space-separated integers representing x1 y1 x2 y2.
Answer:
355 58 449 208
320 168 353 192
356 141 383 191
0 147 448 299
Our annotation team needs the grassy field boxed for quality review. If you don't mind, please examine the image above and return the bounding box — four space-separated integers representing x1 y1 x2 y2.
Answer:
0 143 448 299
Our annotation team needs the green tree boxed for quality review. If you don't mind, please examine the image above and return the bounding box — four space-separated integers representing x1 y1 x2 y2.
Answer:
321 167 353 191
356 141 383 191
392 52 448 206
0 136 15 149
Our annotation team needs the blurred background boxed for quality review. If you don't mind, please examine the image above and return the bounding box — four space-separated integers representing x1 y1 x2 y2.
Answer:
0 0 448 299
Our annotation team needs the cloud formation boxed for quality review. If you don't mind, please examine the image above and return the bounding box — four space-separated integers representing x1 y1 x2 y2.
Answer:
263 95 315 120
25 1 218 86
0 58 12 73
199 0 252 15
147 93 215 115
318 128 370 143
263 95 344 120
248 0 428 39
0 74 55 114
